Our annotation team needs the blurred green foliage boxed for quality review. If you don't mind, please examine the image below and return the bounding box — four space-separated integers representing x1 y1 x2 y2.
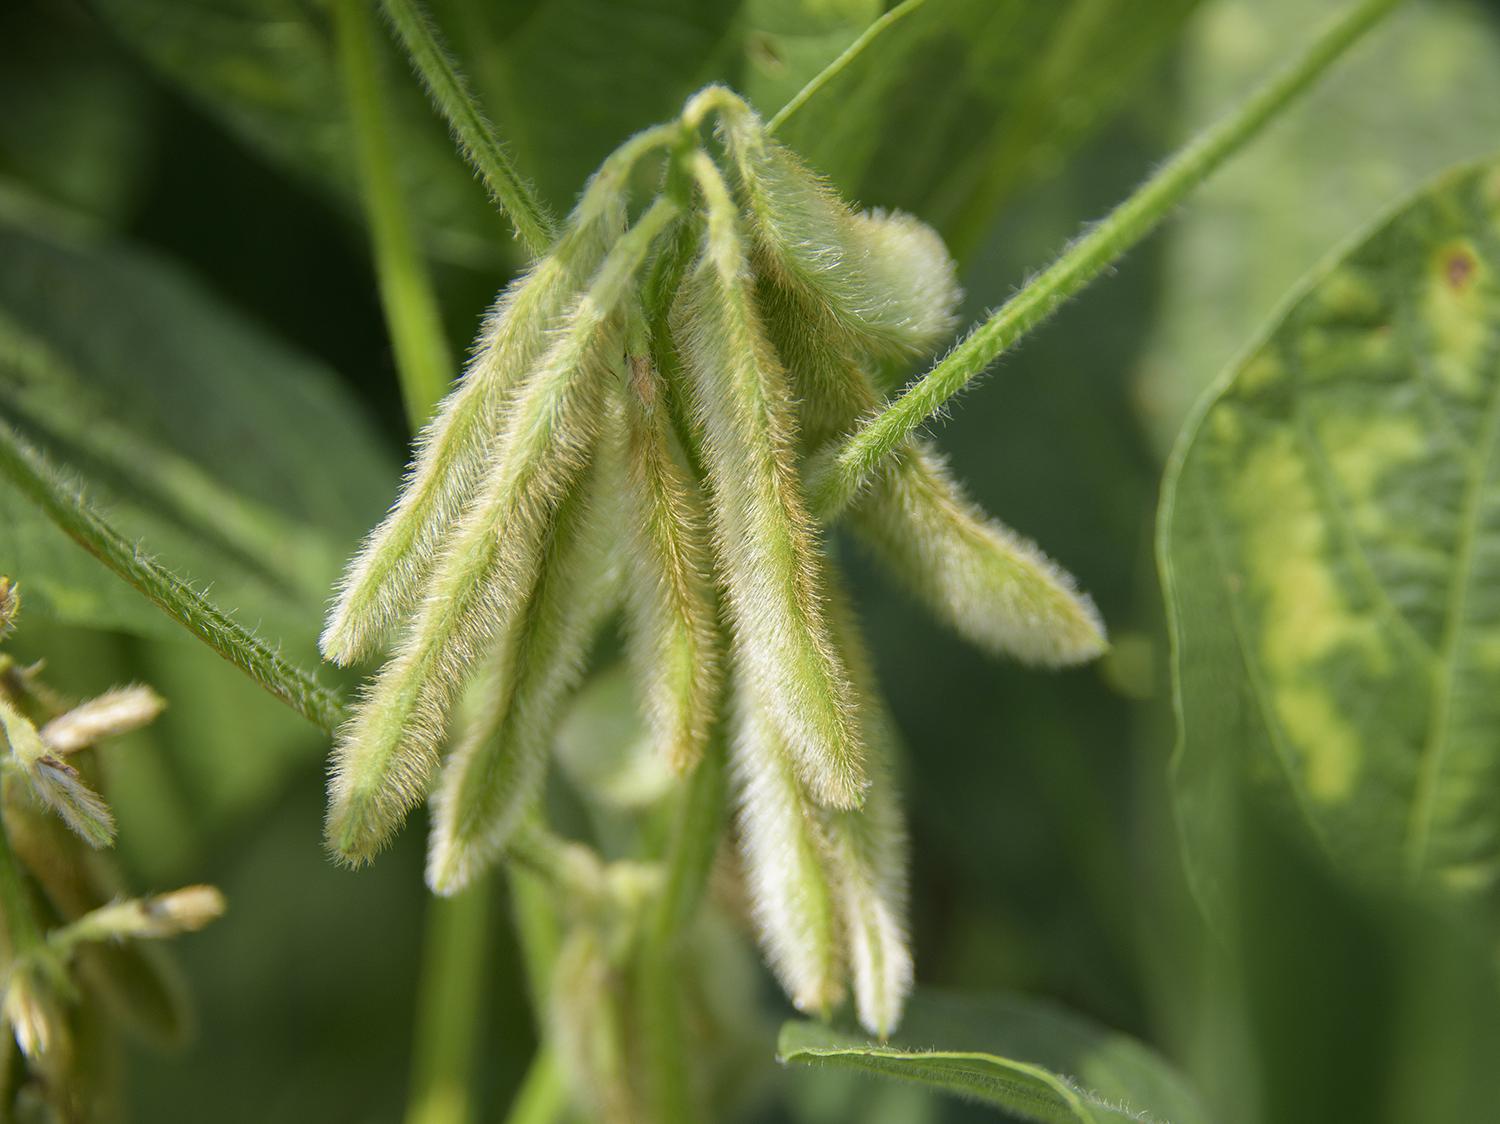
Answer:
2 0 1500 1121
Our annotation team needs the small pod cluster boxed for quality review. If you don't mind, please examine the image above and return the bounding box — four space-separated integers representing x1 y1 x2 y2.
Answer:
321 88 1105 1036
0 579 225 1115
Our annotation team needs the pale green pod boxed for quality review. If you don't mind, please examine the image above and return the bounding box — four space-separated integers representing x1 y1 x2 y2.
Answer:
673 151 866 809
324 198 677 865
761 296 1107 667
716 103 960 360
0 697 113 848
852 443 1108 666
619 337 723 774
2 775 192 1050
425 411 625 895
320 126 678 666
38 686 164 755
0 576 17 641
728 682 844 1018
550 927 641 1124
818 574 912 1039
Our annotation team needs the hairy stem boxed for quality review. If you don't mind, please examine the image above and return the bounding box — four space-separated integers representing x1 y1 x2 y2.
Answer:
334 0 454 427
380 0 556 258
809 0 1405 517
0 421 346 733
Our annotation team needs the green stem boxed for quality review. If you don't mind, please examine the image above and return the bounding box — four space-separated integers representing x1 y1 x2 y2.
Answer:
500 1044 567 1124
766 0 930 133
0 820 43 960
635 735 727 1123
334 0 454 429
0 421 346 734
404 884 491 1124
808 0 1405 518
380 0 556 259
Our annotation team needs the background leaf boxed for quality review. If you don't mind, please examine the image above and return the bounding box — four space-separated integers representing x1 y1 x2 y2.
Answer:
1160 155 1500 922
772 0 1203 256
1133 0 1500 456
0 192 393 651
90 0 1200 266
779 990 1208 1123
85 0 867 266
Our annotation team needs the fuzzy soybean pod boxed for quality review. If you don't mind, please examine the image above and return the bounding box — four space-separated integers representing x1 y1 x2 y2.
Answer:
851 443 1107 666
320 125 675 666
550 926 640 1124
325 196 679 865
619 320 723 774
425 412 625 894
763 296 1107 667
713 97 959 361
0 695 113 847
1 775 192 1050
728 683 844 1019
673 150 866 810
817 574 912 1039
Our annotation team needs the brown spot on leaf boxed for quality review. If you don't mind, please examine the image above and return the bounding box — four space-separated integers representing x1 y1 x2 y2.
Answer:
1444 247 1477 291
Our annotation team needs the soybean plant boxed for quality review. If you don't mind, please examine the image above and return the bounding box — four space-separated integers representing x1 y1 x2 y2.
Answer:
320 89 1104 1039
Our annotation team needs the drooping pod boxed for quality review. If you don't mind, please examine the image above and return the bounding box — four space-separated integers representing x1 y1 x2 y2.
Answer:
851 443 1107 665
672 149 867 810
760 281 1107 666
728 683 844 1017
426 401 626 894
817 571 912 1039
321 125 678 666
0 695 113 847
711 94 960 361
618 307 724 774
325 196 680 865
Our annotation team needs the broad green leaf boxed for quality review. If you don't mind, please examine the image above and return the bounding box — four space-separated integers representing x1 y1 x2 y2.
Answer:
1135 0 1500 457
772 0 1202 255
779 990 1208 1123
0 2 157 225
92 0 1195 264
737 0 881 120
89 0 508 266
1160 157 1500 920
0 193 393 651
87 0 867 262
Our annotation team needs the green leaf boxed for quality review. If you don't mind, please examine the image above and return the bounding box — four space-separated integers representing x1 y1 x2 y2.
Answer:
89 0 508 266
738 0 881 122
1135 0 1500 457
779 990 1208 1123
0 195 393 653
772 0 1203 254
1160 157 1500 919
88 0 865 262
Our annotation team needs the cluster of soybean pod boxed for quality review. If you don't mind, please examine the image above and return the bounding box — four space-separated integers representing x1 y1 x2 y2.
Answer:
320 86 1106 1040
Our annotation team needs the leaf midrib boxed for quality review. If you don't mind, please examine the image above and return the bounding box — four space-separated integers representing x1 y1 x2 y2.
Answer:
1403 305 1500 876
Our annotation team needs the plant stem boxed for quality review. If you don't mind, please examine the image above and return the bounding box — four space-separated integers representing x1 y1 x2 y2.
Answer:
766 0 930 133
0 421 347 733
380 0 556 259
404 884 491 1124
634 737 727 1123
808 0 1405 518
0 819 44 959
500 1044 567 1124
334 0 454 428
